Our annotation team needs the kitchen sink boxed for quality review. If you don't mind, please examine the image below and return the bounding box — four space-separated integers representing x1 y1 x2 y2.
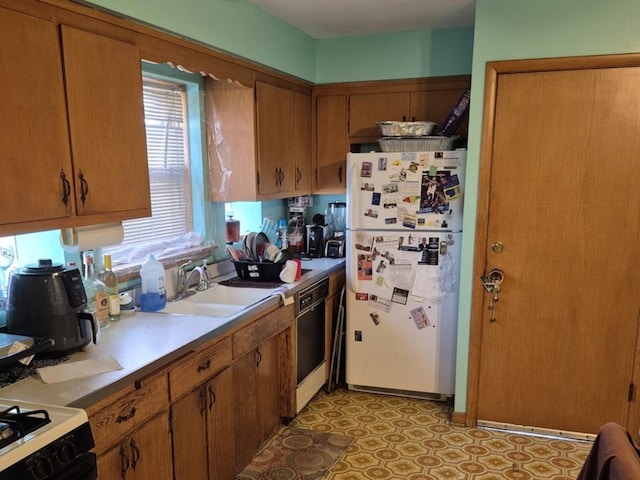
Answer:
160 283 285 318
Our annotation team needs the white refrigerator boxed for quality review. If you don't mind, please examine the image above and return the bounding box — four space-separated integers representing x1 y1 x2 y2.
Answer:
345 150 466 398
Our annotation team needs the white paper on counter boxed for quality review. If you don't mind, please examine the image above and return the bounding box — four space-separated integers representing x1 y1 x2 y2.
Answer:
36 356 123 384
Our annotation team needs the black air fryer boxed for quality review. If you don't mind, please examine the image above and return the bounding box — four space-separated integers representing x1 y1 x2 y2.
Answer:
6 259 98 355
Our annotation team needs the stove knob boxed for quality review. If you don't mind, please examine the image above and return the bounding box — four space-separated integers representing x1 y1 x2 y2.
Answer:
56 440 77 464
27 456 54 479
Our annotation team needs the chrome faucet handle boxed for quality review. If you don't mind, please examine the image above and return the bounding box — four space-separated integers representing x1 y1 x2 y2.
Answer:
201 259 212 284
176 260 193 288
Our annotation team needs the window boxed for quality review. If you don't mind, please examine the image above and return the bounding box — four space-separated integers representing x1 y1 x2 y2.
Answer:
128 79 191 241
104 66 216 270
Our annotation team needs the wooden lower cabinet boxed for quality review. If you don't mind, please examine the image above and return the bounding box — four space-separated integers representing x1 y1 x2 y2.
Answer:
89 302 298 479
233 334 281 471
97 412 173 479
172 367 235 480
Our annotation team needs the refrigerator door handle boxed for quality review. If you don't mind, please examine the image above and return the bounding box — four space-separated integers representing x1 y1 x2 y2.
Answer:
347 159 359 230
345 230 359 294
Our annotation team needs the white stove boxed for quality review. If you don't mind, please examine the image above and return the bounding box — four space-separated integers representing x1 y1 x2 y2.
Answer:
0 399 95 479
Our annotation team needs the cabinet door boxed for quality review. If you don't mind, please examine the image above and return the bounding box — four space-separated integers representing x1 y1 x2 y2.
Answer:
256 82 295 196
257 335 280 442
233 350 259 470
61 25 150 220
172 388 208 480
410 90 469 136
97 413 173 480
0 8 73 226
207 367 236 480
294 92 312 194
315 95 347 193
349 92 411 138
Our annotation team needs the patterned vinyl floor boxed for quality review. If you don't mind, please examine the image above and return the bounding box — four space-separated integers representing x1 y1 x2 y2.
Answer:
288 388 593 480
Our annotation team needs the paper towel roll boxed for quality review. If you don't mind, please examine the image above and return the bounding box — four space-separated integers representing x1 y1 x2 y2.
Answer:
60 222 125 253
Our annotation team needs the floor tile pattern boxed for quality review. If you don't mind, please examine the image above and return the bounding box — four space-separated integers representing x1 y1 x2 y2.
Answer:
289 388 592 479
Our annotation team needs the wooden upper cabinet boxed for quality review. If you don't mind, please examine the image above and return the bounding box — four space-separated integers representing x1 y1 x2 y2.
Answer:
0 8 74 230
61 25 150 221
314 95 348 194
206 79 312 202
294 92 312 195
410 89 469 137
349 92 411 138
256 81 296 197
0 7 150 236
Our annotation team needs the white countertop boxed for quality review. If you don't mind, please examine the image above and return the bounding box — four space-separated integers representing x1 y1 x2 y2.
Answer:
0 257 344 409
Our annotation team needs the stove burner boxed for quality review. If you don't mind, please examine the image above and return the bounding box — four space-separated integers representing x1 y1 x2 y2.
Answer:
0 356 69 388
0 406 51 449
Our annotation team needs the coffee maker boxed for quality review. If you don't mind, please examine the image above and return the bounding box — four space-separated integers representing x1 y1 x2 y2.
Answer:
324 202 346 258
306 214 331 258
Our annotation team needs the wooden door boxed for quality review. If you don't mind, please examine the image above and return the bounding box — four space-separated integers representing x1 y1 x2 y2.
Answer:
294 91 312 194
171 388 208 480
256 81 295 196
233 350 259 471
97 413 173 479
0 8 73 227
257 335 281 441
348 92 410 137
471 58 640 436
208 368 236 480
61 25 150 219
410 89 469 136
315 95 347 193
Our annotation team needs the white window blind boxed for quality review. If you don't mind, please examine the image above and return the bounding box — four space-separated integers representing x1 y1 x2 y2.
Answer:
120 79 191 244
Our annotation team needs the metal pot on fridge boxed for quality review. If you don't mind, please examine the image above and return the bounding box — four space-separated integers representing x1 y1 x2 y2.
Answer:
5 259 98 356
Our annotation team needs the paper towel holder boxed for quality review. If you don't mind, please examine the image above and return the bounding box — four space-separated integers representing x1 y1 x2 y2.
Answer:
59 222 125 253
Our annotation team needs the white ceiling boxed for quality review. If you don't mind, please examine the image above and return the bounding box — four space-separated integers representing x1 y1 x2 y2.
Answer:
248 0 476 39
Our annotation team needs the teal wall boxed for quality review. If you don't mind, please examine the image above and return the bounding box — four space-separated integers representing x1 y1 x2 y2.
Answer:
84 0 640 416
83 0 317 81
84 0 473 83
316 27 474 83
456 0 640 414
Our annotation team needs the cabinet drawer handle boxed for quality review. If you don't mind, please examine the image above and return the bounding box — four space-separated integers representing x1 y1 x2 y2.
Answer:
130 438 141 471
296 167 302 185
208 384 216 410
255 349 262 367
197 359 212 372
78 170 89 206
59 170 71 206
116 407 137 424
199 387 207 415
338 166 343 184
119 445 130 479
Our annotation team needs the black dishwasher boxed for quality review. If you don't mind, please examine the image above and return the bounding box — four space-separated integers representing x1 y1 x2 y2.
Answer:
296 278 329 385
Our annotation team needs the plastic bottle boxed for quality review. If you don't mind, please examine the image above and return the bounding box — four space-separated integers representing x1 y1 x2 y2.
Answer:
275 219 288 249
140 254 166 312
82 251 109 329
101 254 120 322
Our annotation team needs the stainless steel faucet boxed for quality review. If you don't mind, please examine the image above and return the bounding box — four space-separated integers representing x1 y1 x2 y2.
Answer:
175 261 211 300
